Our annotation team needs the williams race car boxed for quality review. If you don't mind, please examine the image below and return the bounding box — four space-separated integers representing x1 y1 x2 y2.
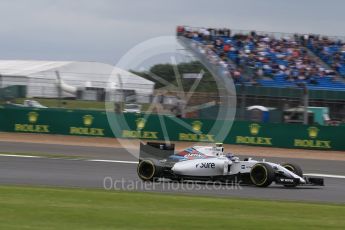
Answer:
137 142 324 187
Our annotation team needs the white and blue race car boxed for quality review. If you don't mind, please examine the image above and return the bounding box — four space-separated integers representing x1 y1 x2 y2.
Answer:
137 142 324 187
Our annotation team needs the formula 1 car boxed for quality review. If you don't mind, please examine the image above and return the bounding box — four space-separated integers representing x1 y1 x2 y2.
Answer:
137 142 324 187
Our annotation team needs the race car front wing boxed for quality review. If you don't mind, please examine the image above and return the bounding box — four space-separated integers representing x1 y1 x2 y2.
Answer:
275 176 324 186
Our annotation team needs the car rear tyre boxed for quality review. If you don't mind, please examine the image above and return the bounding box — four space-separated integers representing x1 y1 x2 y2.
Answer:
250 163 275 187
137 159 159 181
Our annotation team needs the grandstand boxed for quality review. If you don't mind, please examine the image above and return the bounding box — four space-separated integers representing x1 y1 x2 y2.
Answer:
177 26 345 91
305 35 345 77
177 26 345 122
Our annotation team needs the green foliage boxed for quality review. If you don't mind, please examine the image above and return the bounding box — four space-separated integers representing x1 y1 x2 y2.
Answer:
132 61 218 92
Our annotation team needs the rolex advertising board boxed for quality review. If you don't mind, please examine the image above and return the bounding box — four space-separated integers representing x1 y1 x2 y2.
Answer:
225 122 340 150
0 108 114 137
14 111 50 133
119 113 162 140
0 108 343 150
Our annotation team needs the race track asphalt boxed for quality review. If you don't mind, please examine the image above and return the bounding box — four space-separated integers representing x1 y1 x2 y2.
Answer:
0 141 344 203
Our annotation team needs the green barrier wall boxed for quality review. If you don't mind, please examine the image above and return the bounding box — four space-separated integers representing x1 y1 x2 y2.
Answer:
0 107 344 151
0 108 114 137
236 85 345 100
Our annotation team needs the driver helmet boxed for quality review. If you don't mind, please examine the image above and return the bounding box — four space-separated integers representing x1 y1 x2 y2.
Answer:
226 153 235 160
226 153 239 162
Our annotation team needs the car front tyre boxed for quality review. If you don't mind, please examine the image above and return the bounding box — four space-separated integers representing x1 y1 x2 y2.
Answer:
250 163 275 187
281 163 303 187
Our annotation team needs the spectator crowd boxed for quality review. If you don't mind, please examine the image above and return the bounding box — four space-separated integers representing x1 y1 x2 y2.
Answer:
177 26 345 90
303 35 345 77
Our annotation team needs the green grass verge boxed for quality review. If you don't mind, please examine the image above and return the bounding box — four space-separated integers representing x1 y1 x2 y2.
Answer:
14 98 106 110
13 98 152 112
0 186 344 230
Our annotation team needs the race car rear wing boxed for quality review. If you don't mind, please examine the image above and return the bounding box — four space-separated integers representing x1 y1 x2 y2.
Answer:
139 142 175 161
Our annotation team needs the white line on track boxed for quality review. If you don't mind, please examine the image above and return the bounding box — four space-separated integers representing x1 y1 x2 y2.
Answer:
0 153 139 164
0 154 43 159
0 153 344 179
87 159 137 164
304 173 345 179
